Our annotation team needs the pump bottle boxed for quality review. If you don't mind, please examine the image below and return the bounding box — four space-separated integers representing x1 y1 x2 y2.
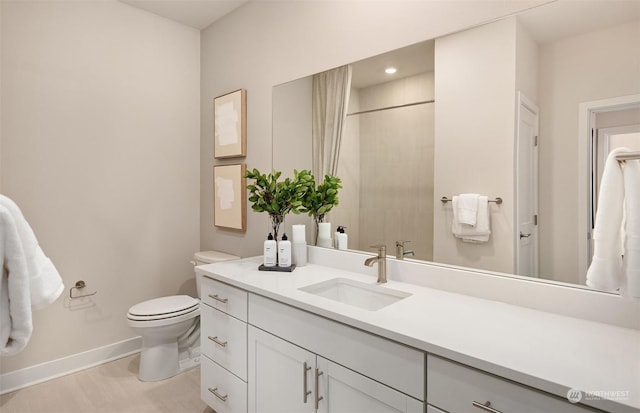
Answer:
278 233 292 267
263 233 277 267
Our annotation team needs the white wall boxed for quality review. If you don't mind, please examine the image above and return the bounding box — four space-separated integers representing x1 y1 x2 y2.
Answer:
200 0 550 258
538 19 640 284
0 1 200 374
433 17 518 273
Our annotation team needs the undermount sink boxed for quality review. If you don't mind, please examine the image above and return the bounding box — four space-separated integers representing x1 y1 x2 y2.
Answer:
299 278 411 311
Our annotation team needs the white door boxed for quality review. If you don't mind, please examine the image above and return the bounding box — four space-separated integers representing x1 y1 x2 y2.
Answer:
317 357 423 413
248 326 316 413
515 92 539 277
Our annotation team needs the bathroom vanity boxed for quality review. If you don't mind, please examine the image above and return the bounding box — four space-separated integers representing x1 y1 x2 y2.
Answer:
196 250 639 413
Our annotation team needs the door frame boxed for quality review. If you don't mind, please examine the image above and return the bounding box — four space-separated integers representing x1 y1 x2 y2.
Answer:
514 91 539 277
578 93 640 284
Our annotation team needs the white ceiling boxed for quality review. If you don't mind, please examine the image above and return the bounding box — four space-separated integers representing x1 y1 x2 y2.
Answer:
351 0 640 89
518 0 640 44
118 0 250 30
351 41 435 89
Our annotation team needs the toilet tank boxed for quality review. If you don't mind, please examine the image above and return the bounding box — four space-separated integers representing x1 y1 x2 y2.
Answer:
192 251 239 298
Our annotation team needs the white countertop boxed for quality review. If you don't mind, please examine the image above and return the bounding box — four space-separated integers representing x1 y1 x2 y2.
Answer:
197 256 640 413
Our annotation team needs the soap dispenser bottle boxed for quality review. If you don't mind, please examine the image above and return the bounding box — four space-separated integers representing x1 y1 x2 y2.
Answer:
263 233 277 267
336 226 348 250
278 233 292 268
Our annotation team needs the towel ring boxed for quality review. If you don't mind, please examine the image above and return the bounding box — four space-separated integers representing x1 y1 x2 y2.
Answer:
440 196 503 205
69 280 97 300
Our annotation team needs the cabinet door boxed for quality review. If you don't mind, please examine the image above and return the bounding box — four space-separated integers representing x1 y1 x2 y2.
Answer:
317 357 424 413
248 326 316 413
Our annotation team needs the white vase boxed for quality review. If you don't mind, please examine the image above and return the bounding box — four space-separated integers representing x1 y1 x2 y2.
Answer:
317 222 332 248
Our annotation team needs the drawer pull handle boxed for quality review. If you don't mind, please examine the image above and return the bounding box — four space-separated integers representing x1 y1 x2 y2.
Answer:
208 336 228 347
315 368 324 410
209 294 229 304
472 401 502 413
208 387 228 402
303 362 312 403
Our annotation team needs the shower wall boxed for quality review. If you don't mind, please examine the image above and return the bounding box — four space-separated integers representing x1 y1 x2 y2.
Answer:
335 72 435 259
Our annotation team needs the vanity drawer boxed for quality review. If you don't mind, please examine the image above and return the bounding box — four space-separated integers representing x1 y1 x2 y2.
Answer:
201 303 247 381
201 355 247 413
201 276 248 321
427 355 593 413
249 293 425 400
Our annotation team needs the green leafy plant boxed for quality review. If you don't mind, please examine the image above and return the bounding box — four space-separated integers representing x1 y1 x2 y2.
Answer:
301 175 342 243
245 168 314 240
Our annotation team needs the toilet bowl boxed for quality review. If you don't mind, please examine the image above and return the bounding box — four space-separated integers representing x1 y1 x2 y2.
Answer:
127 250 238 381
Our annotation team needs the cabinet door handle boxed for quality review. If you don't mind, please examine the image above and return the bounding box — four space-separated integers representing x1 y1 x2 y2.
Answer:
302 362 312 403
472 401 503 413
209 293 228 304
315 368 324 410
208 387 228 402
208 336 228 347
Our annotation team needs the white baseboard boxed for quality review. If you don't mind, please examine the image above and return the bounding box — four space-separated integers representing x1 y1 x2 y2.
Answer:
0 336 142 395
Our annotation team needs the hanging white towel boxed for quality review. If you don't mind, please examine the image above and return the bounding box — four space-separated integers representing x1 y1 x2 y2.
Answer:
454 194 480 226
1 205 33 356
622 158 640 298
586 148 627 292
452 195 491 243
0 195 64 309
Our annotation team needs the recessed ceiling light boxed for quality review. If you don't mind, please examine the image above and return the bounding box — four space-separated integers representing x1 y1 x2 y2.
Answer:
385 67 397 74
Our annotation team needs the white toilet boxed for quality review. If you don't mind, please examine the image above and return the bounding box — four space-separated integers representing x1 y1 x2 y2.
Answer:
127 250 239 381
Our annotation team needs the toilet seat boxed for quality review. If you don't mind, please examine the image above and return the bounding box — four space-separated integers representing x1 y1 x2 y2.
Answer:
127 295 199 322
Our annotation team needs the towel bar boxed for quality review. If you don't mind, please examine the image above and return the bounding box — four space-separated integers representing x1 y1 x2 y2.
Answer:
440 196 503 205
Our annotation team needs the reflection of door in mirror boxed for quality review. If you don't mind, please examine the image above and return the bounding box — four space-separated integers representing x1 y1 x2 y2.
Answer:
516 92 539 277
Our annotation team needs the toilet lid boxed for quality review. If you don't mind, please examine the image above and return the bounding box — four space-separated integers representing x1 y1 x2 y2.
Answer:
128 295 199 321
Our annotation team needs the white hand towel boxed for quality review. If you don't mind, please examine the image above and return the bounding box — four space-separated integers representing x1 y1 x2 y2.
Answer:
622 159 640 298
454 194 480 226
1 206 33 355
586 148 627 292
452 196 491 243
0 195 64 309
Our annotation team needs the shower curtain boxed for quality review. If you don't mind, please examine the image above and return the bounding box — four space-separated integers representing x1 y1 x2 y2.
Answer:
312 64 352 181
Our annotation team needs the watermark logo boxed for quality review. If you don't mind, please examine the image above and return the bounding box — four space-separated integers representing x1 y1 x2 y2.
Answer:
567 388 630 403
567 388 582 403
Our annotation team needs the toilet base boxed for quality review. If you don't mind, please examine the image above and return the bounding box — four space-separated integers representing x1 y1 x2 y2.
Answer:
137 340 201 382
139 336 180 382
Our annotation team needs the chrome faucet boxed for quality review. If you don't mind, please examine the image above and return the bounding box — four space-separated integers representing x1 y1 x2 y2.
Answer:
395 240 415 260
364 245 387 283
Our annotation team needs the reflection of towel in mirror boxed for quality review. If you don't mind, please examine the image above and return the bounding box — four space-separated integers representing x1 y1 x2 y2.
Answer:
1 205 32 356
452 195 490 243
0 195 64 309
622 159 640 298
586 148 627 293
454 194 479 226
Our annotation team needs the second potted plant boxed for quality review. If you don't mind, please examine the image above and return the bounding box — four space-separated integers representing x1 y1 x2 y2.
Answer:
301 174 342 245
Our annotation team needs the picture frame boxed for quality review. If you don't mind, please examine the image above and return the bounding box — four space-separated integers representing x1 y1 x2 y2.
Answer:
213 163 247 231
214 89 247 158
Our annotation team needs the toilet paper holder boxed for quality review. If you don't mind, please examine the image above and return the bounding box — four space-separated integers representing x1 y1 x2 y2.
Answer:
69 280 97 299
